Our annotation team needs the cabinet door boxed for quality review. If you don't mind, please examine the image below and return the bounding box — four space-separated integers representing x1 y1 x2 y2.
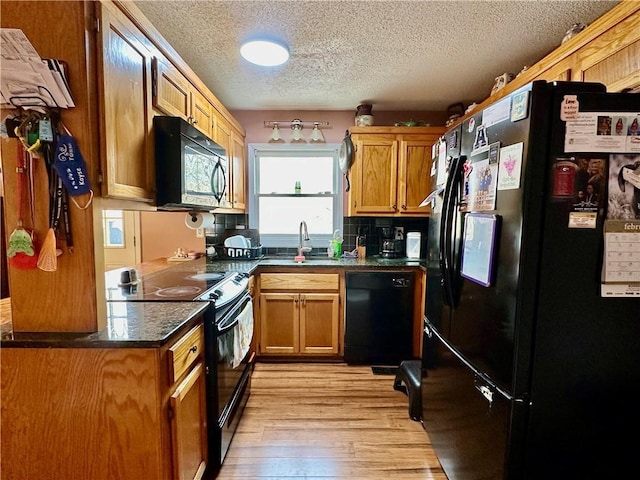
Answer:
152 57 190 118
229 130 247 211
397 136 439 216
98 3 155 201
259 293 299 354
299 293 340 355
351 135 398 215
190 89 213 137
170 362 208 480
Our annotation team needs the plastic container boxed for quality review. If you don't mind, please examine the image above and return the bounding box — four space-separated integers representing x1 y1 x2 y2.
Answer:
406 232 422 259
327 241 334 258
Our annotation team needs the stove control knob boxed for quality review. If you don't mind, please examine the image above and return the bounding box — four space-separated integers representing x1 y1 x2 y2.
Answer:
208 290 221 300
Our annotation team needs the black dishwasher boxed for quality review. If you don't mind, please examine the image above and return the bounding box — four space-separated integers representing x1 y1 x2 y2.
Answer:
344 271 414 365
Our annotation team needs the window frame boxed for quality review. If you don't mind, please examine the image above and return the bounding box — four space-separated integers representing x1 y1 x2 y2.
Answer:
248 143 343 249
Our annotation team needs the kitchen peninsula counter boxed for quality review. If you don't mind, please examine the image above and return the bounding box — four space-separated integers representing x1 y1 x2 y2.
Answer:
1 301 209 348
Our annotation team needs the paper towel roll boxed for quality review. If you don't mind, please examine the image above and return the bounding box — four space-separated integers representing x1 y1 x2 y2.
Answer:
185 212 215 229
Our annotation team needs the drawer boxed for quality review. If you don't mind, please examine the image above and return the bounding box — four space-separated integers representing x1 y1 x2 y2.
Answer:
260 273 339 291
168 324 204 384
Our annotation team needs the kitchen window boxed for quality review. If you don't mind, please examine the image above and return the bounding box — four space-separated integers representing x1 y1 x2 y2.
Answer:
248 144 342 249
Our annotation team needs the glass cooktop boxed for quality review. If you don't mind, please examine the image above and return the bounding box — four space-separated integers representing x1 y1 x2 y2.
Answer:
106 267 233 302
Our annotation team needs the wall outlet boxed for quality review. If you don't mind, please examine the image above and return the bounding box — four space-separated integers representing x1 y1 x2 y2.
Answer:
196 228 204 238
394 226 404 240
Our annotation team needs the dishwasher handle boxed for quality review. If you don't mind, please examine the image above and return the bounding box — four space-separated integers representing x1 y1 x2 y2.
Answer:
392 277 411 287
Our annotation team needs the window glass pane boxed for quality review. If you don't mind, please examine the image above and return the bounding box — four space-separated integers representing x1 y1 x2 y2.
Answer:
259 197 333 235
259 156 334 194
106 219 124 247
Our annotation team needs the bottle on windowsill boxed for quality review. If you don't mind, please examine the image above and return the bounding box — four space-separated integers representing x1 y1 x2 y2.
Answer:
295 180 301 194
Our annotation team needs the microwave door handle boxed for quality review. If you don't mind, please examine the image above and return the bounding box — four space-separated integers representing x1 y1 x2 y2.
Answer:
210 159 226 202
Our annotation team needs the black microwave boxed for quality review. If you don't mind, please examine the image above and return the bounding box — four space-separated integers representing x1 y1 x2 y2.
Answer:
154 116 229 211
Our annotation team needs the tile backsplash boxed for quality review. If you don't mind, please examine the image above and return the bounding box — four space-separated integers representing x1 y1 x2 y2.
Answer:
205 213 428 257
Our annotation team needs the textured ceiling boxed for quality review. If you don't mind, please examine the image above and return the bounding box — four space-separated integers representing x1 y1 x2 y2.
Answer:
133 0 620 112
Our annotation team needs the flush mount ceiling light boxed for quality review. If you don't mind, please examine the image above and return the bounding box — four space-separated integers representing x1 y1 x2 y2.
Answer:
240 39 289 67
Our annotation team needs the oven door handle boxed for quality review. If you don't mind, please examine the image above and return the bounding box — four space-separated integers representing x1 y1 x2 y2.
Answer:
217 293 252 335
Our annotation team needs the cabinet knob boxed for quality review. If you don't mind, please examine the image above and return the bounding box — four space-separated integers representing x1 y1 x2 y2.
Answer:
189 345 198 354
392 204 397 209
401 204 407 210
193 119 198 125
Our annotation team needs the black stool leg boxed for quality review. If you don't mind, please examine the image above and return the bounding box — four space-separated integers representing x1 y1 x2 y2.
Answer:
393 360 423 421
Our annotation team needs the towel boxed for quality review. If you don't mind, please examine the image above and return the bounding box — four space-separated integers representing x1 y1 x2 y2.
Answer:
233 300 254 368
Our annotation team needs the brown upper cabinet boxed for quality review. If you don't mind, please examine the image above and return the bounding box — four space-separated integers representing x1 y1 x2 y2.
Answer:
97 1 156 202
213 112 247 213
0 0 247 332
98 1 247 208
347 127 445 217
459 1 640 123
152 57 213 138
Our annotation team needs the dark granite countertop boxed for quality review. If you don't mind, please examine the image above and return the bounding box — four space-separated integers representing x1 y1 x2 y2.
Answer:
1 301 209 348
255 255 425 269
1 256 425 348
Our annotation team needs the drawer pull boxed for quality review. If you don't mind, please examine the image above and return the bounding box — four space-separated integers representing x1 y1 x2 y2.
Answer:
189 345 198 354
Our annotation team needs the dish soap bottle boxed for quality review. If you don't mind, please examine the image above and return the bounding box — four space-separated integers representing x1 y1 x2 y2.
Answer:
330 229 343 258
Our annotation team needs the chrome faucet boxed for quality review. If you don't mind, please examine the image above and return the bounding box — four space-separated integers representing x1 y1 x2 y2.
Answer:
298 221 312 257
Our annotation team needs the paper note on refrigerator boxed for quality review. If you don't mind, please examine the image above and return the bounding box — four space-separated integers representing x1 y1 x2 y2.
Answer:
564 112 640 153
601 220 640 297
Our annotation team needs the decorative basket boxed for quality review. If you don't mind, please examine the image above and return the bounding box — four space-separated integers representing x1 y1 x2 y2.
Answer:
213 245 263 260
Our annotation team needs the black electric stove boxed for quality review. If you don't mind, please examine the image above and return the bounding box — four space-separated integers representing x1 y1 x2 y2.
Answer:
105 267 248 308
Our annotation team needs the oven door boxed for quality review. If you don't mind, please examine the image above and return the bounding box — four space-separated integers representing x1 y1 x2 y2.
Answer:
215 293 254 418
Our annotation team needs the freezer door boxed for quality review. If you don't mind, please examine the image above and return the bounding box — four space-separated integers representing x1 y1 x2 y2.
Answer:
422 322 526 480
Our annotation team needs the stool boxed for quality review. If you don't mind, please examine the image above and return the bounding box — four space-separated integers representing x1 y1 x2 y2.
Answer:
393 360 423 421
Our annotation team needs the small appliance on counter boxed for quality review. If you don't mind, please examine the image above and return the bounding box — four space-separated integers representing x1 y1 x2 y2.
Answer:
378 227 404 258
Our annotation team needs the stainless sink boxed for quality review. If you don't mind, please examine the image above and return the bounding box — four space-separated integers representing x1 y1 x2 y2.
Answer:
260 256 340 264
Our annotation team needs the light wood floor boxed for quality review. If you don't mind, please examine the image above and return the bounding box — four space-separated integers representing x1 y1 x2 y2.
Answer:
216 363 446 479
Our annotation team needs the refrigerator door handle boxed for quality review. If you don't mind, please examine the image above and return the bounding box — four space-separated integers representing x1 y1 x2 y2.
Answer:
440 155 464 307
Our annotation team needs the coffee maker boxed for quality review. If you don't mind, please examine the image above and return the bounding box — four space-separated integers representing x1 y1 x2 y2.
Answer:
378 227 403 258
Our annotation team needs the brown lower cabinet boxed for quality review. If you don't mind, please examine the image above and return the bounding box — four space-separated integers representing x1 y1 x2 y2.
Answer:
258 273 341 357
0 322 207 480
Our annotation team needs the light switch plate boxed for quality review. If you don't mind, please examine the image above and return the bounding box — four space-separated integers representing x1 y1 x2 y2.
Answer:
394 226 404 240
196 228 204 238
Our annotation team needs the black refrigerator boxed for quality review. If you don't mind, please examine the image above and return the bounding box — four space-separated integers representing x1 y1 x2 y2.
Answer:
421 80 640 479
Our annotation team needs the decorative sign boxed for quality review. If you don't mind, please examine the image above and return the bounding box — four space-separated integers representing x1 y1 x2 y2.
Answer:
511 91 529 122
497 142 523 190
